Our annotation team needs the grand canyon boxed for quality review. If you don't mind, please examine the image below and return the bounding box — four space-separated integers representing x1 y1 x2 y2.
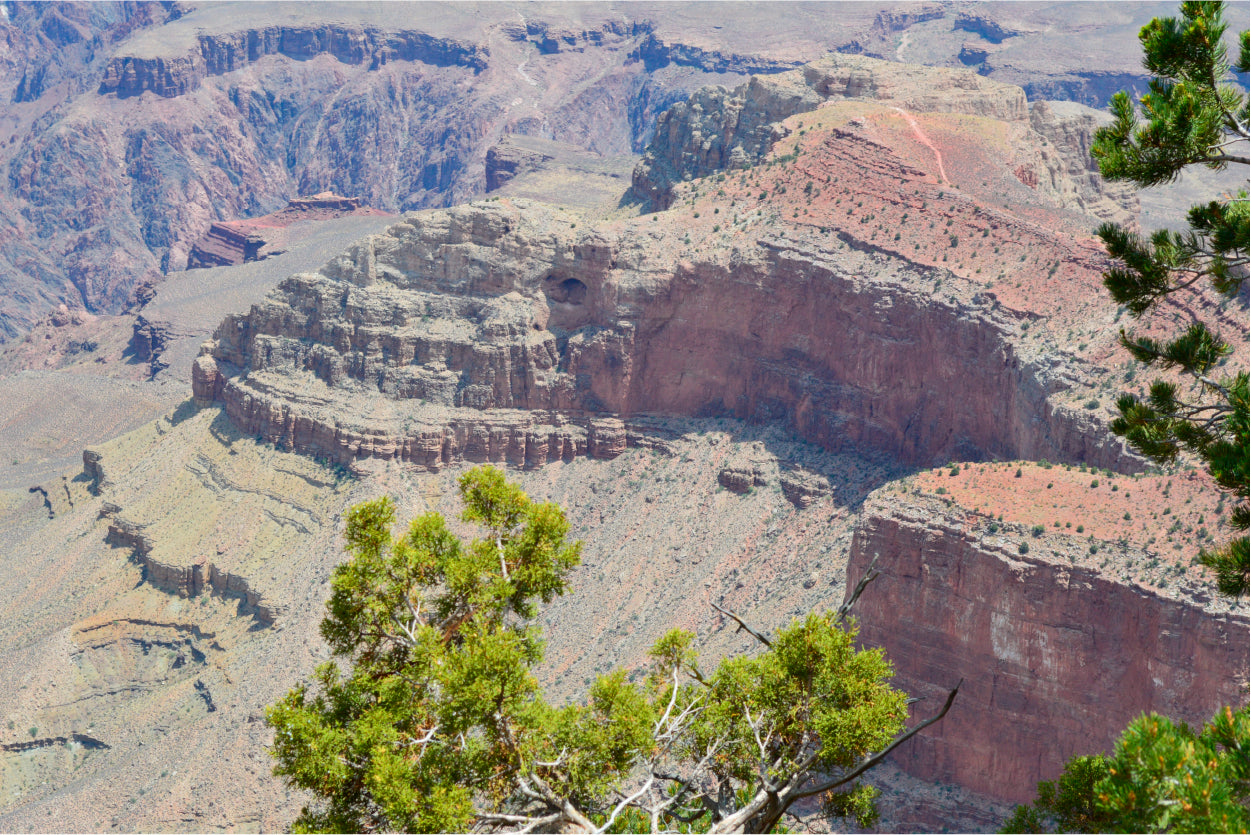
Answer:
0 2 1245 832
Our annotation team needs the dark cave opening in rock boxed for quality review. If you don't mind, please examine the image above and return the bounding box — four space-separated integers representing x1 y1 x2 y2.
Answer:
546 276 587 304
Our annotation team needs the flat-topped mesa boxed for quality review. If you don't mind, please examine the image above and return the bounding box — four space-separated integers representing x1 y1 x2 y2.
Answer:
193 189 1135 475
186 193 386 270
631 53 1134 225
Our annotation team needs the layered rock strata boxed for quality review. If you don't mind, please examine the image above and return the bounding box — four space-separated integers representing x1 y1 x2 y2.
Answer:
186 193 387 270
845 495 1250 805
98 26 488 98
103 514 284 626
192 193 1134 476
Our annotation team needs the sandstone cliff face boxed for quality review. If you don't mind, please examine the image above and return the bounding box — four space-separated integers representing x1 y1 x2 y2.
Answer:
484 141 557 192
102 512 283 625
98 25 489 98
1026 100 1140 224
845 495 1249 805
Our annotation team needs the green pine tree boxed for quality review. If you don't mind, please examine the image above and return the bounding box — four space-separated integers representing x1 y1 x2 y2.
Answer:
1007 6 1250 832
1091 0 1249 597
1002 707 1249 834
266 466 957 833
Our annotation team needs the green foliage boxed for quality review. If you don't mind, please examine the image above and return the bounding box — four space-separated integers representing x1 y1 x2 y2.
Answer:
1001 755 1114 833
1092 1 1249 597
1004 707 1250 833
268 466 929 833
1098 707 1249 833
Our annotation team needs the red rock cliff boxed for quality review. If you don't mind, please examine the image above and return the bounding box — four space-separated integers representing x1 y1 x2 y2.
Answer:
844 495 1249 804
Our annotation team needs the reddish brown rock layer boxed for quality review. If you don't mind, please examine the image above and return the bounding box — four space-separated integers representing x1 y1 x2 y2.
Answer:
845 497 1249 805
196 187 1137 475
631 53 1133 226
186 193 389 270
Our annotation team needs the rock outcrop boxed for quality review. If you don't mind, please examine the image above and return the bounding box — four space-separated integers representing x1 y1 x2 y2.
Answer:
186 193 387 270
1026 100 1139 224
845 495 1249 804
630 33 802 75
632 54 1037 207
631 54 1136 225
193 179 1136 475
103 512 284 625
484 142 557 192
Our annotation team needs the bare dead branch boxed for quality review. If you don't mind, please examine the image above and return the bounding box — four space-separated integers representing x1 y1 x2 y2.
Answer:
710 601 772 647
596 774 655 834
836 556 880 624
790 679 962 801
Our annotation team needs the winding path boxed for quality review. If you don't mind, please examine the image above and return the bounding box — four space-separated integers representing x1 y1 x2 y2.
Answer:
893 105 949 185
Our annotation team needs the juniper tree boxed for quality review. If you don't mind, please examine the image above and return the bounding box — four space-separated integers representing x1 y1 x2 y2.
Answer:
1091 0 1249 597
1002 707 1249 834
266 466 958 833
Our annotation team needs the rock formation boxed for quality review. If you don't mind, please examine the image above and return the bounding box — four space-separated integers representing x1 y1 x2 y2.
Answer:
192 50 1158 479
186 193 388 270
191 190 1134 477
484 141 557 192
97 25 489 98
632 53 1136 226
845 494 1249 805
0 5 789 339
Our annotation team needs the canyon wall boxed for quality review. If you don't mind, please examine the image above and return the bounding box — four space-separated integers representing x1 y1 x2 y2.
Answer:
98 25 489 98
193 194 1136 474
846 496 1249 804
